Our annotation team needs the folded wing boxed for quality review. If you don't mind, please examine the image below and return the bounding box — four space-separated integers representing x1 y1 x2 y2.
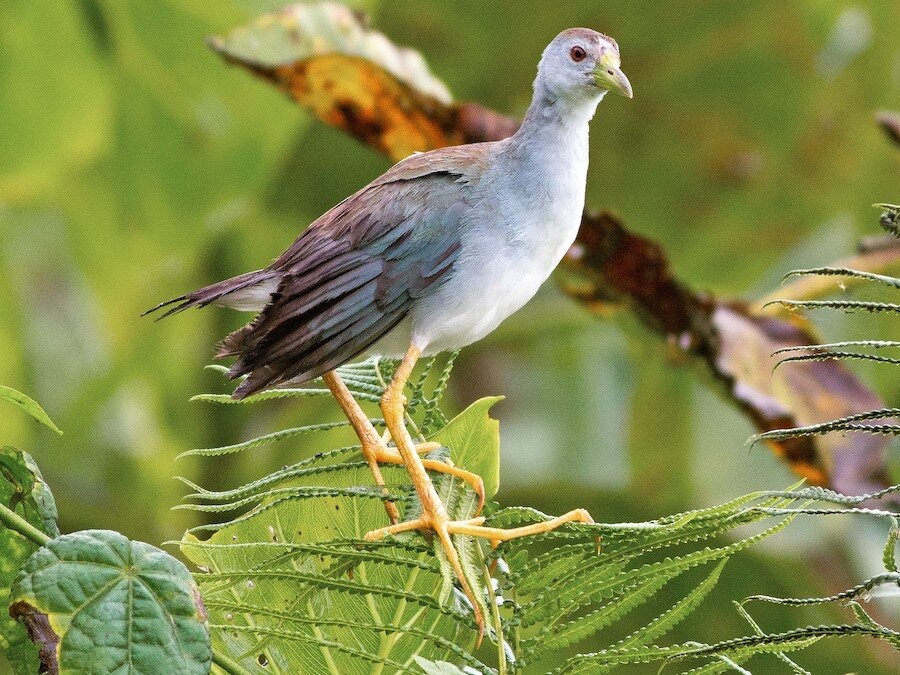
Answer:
225 161 476 398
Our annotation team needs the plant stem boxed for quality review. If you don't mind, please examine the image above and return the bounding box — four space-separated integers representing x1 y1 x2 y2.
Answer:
0 501 51 547
211 652 252 675
478 544 508 675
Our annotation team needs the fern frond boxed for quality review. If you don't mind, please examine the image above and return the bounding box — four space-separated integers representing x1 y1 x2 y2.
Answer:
772 340 900 355
615 559 728 650
743 572 900 606
774 351 900 369
763 299 900 313
177 422 364 458
781 267 900 288
750 408 900 444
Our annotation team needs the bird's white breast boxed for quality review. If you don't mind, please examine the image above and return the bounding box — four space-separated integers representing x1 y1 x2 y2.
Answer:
409 127 588 355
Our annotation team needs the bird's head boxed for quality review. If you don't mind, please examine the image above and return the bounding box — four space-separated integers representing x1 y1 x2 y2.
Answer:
535 28 632 105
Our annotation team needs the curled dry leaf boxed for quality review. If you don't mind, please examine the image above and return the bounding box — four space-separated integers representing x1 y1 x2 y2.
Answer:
208 2 517 160
210 3 894 493
565 214 893 496
711 305 891 495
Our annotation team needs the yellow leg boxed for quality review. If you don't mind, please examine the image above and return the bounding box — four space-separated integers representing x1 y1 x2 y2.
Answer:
322 370 486 524
363 346 598 639
365 511 596 551
323 370 401 524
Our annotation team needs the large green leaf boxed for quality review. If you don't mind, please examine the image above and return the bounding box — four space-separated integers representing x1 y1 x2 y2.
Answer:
179 359 492 673
179 448 490 673
431 396 502 498
0 446 59 674
9 530 211 674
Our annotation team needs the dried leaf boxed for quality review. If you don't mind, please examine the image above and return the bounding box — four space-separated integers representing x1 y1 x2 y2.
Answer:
208 2 517 161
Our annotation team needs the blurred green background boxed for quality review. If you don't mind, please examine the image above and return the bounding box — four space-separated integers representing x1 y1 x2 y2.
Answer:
1 0 898 671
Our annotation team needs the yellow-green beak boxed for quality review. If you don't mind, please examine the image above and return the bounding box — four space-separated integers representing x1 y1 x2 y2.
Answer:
594 60 633 99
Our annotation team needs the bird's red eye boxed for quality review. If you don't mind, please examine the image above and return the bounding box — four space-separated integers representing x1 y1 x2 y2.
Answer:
570 46 587 62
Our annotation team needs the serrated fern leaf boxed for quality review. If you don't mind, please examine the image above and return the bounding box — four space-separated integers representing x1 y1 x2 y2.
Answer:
613 559 728 651
750 408 900 444
772 340 900 355
178 422 361 458
764 299 900 313
743 572 900 606
782 267 900 288
774 350 900 368
732 600 811 675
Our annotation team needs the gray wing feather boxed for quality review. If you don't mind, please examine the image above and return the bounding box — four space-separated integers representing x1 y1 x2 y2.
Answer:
227 172 468 398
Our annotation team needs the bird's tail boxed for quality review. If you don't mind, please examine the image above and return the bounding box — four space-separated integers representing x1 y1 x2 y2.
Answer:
143 269 277 320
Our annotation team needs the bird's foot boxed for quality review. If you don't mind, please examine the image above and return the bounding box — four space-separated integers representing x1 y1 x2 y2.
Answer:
364 505 596 638
364 508 595 548
368 442 486 515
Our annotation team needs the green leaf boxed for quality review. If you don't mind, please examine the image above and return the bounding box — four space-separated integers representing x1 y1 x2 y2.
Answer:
0 447 59 674
616 559 728 650
9 530 211 674
0 386 62 434
180 359 494 673
430 397 503 498
180 449 490 674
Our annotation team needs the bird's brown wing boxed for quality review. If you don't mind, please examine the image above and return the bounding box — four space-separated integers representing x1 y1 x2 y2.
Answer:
224 145 491 398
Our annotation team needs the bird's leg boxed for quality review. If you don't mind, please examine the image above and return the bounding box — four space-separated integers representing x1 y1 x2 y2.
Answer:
321 370 485 526
367 345 487 633
365 346 597 636
322 370 401 524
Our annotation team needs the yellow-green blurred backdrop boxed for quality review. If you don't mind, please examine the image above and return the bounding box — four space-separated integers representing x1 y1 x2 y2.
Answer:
1 1 898 671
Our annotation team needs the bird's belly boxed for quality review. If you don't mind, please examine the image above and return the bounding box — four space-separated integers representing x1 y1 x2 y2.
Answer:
408 209 580 354
415 267 544 353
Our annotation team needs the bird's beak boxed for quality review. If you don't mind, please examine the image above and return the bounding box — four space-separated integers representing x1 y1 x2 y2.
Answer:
594 54 633 98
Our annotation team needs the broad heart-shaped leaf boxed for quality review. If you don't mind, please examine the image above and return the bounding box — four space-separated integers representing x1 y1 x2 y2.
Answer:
431 397 503 499
180 448 491 674
0 447 59 674
0 386 62 435
9 530 211 674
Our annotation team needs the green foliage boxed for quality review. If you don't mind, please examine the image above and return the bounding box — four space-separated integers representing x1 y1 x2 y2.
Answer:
754 204 900 446
1 388 212 674
180 359 494 673
9 530 211 674
0 447 58 674
180 358 899 673
431 396 502 498
0 386 62 435
2 3 898 672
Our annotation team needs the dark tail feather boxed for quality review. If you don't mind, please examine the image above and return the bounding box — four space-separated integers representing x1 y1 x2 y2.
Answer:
216 323 258 359
143 270 274 321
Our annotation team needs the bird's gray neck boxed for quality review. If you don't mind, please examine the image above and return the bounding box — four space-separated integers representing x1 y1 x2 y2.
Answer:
503 82 601 194
523 77 604 127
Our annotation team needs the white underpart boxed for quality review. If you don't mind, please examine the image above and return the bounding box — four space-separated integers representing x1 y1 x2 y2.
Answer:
404 88 602 356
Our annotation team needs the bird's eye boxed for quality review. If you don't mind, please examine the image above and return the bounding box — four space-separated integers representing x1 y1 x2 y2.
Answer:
570 46 587 62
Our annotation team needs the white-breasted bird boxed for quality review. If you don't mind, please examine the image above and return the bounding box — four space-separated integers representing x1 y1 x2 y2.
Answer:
149 27 632 635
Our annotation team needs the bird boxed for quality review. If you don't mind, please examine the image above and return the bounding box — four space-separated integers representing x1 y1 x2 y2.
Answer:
148 27 631 635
